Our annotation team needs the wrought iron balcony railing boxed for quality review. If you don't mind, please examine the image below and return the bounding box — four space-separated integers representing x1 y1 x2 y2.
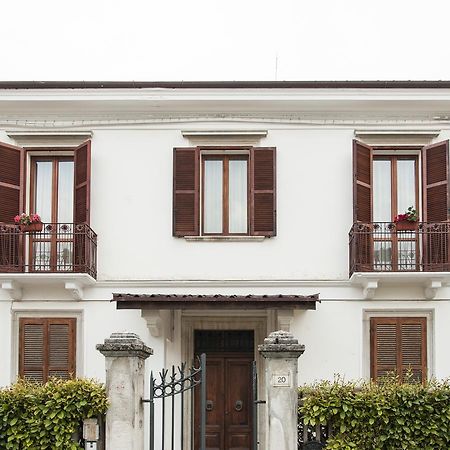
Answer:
0 222 97 278
349 222 450 276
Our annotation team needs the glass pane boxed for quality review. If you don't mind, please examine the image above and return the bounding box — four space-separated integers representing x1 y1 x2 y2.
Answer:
373 160 391 222
373 240 392 271
32 241 51 271
57 161 74 223
398 239 416 271
397 160 416 216
229 159 248 233
57 241 73 271
204 160 223 234
35 161 53 223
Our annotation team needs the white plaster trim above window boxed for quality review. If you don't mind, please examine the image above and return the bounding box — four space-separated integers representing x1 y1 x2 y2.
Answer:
6 131 92 148
354 129 440 146
350 272 450 300
184 236 266 242
182 129 267 146
362 308 434 380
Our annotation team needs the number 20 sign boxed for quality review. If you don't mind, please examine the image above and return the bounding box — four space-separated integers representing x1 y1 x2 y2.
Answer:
271 373 291 387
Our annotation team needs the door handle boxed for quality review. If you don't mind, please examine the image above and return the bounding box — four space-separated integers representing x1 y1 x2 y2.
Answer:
206 400 214 411
235 400 243 412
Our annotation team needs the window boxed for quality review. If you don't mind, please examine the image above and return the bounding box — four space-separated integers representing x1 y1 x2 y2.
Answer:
0 140 91 226
173 147 276 237
30 157 75 271
352 139 450 272
19 317 76 383
202 155 248 235
370 317 427 382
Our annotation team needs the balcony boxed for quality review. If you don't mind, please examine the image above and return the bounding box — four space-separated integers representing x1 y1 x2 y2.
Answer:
0 222 97 276
349 222 450 299
0 223 97 300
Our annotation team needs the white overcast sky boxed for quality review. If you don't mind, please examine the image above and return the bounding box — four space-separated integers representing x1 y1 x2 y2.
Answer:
2 0 450 81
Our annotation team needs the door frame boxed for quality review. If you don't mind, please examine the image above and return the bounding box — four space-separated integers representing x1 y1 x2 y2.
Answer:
181 314 269 450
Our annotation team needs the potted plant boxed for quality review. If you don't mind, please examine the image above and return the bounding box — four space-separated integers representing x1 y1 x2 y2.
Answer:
14 213 43 232
394 206 418 231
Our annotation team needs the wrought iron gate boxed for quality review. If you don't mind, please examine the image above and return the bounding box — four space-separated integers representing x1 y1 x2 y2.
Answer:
144 353 206 450
252 361 265 450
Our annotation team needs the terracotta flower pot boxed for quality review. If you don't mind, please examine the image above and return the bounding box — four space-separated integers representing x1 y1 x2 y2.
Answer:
395 220 417 232
19 222 43 233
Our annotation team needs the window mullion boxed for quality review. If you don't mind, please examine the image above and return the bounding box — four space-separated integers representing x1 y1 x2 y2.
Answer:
223 156 229 235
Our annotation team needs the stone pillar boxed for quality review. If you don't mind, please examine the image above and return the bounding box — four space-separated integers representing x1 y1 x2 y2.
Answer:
258 330 305 450
97 332 153 450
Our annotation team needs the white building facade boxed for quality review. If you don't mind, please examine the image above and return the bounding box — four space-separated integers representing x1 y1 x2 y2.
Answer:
1 81 450 448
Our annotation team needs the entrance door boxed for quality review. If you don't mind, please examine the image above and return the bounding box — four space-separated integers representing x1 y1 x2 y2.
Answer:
194 330 254 450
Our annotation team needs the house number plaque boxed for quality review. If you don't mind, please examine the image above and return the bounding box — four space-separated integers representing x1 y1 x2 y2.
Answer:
271 373 291 387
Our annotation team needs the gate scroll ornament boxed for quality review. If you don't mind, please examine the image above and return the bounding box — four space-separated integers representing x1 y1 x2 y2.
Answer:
143 353 206 450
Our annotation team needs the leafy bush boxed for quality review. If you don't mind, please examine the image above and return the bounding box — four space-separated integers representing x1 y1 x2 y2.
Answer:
300 377 450 450
0 378 108 449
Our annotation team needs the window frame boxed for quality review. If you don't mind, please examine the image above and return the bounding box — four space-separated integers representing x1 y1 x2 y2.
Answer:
363 309 433 382
18 316 77 383
201 153 250 236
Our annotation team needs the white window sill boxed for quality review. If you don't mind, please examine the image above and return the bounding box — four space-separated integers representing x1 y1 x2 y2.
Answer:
184 236 266 242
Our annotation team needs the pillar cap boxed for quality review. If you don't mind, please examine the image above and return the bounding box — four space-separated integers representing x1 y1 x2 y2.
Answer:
258 330 305 358
96 332 153 359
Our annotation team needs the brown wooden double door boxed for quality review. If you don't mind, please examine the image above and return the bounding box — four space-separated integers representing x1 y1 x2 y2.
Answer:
195 353 253 450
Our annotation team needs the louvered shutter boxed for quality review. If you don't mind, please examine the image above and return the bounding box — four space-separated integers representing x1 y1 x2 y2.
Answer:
422 140 449 222
400 318 427 383
353 140 373 223
173 148 200 236
20 319 46 382
371 318 398 380
371 317 427 383
250 147 276 236
48 319 76 379
0 142 24 271
422 141 450 270
353 141 373 270
19 318 76 383
74 140 91 225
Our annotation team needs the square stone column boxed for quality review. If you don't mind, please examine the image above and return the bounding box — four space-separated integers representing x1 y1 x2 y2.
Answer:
97 332 153 450
258 330 305 450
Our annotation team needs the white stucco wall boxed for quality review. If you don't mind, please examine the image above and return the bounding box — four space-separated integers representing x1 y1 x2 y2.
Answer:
1 87 450 395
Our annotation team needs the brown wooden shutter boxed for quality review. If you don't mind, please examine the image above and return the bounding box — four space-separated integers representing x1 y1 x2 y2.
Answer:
19 318 76 383
48 319 76 379
353 140 373 223
422 140 449 222
0 142 25 271
20 318 46 382
250 147 276 236
371 317 427 383
0 141 25 223
422 140 450 270
173 148 200 236
74 140 91 225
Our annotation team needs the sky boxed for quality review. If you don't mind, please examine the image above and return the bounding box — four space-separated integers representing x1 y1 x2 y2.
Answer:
1 0 450 81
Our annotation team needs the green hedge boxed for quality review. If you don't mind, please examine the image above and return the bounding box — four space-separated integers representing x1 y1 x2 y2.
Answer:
0 379 108 449
300 378 450 450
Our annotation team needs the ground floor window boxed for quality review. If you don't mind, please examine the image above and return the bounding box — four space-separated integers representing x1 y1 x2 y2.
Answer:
19 317 76 382
370 317 427 382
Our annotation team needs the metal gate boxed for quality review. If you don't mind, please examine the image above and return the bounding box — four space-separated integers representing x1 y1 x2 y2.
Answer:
144 353 206 450
252 361 265 450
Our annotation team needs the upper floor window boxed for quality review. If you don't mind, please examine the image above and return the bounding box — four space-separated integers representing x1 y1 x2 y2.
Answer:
203 155 248 235
173 147 276 237
351 140 450 273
